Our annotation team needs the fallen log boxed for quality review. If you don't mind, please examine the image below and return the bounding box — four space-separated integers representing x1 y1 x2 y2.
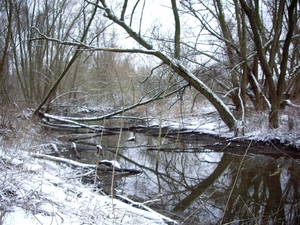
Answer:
32 153 143 174
32 153 96 168
39 112 105 132
96 167 142 174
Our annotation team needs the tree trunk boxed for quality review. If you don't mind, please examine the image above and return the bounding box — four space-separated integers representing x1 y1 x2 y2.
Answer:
239 0 279 128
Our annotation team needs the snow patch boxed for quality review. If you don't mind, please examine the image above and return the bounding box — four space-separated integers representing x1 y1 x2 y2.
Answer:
0 148 177 225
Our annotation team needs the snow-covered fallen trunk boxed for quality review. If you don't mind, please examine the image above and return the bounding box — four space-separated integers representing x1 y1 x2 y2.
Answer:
31 153 143 174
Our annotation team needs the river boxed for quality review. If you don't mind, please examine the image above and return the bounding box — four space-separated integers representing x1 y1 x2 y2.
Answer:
54 121 300 225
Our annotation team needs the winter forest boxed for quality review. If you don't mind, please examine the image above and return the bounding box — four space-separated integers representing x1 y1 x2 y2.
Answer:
1 0 300 224
0 0 300 132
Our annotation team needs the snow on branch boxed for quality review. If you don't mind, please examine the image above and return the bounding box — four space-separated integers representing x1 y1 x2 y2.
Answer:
93 0 153 50
116 194 178 224
31 0 238 130
32 153 143 174
32 153 96 168
249 72 271 109
283 100 300 108
40 112 105 131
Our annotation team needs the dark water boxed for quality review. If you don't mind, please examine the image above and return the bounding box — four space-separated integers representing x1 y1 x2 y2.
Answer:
62 128 300 225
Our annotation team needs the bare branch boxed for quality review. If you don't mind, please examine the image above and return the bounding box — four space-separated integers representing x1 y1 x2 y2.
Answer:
130 0 141 27
171 0 181 59
120 0 128 21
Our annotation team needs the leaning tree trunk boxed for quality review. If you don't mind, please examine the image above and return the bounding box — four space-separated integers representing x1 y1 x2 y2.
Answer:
97 0 237 131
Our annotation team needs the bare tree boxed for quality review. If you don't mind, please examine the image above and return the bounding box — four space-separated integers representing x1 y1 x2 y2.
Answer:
239 0 298 128
180 0 299 129
32 0 100 114
0 0 13 104
78 0 238 130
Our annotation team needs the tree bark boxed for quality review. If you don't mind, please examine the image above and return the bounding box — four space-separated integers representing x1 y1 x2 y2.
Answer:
277 0 298 104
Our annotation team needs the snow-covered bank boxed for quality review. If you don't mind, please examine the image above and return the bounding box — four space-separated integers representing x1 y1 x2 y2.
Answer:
180 109 300 149
0 148 177 225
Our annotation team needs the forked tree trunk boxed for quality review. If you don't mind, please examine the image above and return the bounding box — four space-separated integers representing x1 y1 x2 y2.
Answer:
239 0 298 129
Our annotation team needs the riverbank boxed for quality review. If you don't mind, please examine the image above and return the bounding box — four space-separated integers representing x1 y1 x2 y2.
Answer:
0 146 177 224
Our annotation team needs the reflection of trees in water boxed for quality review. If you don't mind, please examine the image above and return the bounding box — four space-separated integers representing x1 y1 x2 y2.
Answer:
90 132 300 224
202 156 299 224
218 157 300 224
121 147 300 224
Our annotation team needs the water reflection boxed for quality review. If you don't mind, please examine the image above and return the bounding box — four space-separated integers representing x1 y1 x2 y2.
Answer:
70 131 300 224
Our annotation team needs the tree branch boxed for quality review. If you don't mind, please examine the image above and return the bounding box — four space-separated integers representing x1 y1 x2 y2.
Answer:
120 0 128 21
171 0 181 59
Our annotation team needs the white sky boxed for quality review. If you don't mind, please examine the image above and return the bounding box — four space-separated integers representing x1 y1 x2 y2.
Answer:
107 0 178 47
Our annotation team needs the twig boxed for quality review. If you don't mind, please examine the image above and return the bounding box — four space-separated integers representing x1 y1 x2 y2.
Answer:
50 143 60 155
71 142 81 159
116 194 177 224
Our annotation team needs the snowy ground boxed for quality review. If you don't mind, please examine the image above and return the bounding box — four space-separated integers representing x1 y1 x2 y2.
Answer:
0 147 177 225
